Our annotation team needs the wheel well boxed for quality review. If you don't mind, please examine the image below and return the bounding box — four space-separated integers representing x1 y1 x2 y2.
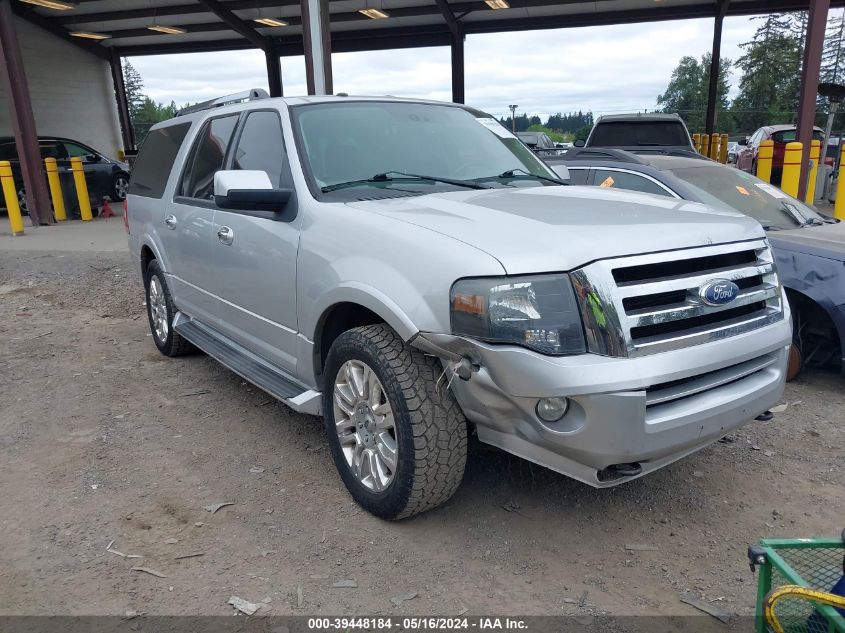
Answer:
140 246 155 278
786 289 840 361
315 303 384 385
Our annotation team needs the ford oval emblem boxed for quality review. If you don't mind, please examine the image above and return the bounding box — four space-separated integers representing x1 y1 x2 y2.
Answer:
699 279 740 306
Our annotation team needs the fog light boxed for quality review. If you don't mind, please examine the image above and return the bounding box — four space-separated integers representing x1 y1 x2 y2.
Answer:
536 397 569 422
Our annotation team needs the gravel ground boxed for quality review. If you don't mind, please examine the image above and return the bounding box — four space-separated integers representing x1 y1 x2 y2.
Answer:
0 250 843 619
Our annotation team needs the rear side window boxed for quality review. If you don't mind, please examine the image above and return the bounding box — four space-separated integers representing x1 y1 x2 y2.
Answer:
771 129 825 144
232 111 286 187
589 121 690 147
129 123 191 198
180 115 239 200
592 169 673 197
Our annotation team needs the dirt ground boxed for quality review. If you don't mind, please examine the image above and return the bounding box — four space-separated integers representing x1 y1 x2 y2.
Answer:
0 247 843 618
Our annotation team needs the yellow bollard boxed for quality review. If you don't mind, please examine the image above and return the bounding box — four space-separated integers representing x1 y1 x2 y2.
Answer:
710 134 720 161
70 156 92 221
719 134 729 164
781 142 803 198
835 144 845 220
692 133 701 154
701 134 710 160
0 160 25 235
756 140 774 183
44 157 67 221
804 139 820 204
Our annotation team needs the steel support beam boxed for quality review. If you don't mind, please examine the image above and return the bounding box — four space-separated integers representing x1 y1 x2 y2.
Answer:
435 0 465 104
109 50 136 154
301 0 333 95
451 34 465 104
196 0 268 49
705 0 728 136
796 0 830 199
266 48 284 97
11 1 109 60
0 0 52 226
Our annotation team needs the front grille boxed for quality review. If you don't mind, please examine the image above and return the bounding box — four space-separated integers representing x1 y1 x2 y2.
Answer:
572 239 784 357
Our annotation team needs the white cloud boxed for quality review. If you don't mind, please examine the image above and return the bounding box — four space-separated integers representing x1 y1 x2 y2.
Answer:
129 15 757 118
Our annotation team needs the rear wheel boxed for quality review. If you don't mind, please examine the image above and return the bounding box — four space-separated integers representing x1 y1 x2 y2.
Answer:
322 324 467 520
112 173 129 201
144 260 195 357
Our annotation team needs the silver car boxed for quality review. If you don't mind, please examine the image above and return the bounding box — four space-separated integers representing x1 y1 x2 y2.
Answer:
127 93 791 519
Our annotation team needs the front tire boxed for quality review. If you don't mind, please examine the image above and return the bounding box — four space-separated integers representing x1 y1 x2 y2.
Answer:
323 324 467 520
144 260 195 357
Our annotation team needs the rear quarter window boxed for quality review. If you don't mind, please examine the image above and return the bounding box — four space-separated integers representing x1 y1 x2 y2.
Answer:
128 123 191 198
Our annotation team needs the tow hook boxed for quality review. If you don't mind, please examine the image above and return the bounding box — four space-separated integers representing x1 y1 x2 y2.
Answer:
755 410 774 422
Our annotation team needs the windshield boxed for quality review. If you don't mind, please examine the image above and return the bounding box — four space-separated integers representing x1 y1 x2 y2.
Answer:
669 165 827 230
589 121 691 147
291 101 558 193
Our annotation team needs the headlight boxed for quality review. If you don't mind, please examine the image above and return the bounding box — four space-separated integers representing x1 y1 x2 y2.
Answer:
450 274 586 355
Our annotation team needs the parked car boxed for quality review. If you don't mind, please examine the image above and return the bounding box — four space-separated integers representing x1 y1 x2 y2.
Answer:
0 136 130 216
548 148 844 379
516 131 559 156
735 125 825 185
128 92 790 519
575 112 699 156
727 141 739 164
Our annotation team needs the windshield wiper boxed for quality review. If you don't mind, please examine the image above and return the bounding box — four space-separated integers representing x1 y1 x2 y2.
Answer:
475 168 567 186
321 171 489 193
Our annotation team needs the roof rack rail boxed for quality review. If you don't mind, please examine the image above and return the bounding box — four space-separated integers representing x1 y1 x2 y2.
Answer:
550 148 649 164
176 88 270 117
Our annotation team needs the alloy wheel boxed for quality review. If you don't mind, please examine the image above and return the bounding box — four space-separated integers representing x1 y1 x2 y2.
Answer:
148 276 169 342
333 359 398 492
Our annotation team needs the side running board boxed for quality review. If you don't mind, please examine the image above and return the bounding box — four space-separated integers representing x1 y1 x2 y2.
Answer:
173 313 321 415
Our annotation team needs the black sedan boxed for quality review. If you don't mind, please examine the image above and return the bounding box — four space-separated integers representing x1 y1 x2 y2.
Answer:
0 136 130 216
548 148 845 380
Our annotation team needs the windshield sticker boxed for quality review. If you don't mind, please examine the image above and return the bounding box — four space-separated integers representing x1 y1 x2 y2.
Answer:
599 176 615 188
736 185 750 196
754 182 788 199
476 117 516 139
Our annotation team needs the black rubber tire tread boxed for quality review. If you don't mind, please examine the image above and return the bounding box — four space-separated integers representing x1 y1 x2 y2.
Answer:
322 324 467 520
144 259 195 357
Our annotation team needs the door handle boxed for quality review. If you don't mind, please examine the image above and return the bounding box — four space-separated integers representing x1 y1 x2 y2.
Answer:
216 226 234 245
164 214 177 229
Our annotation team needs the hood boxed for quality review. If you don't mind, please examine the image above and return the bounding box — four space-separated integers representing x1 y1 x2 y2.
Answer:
346 185 764 274
768 221 845 262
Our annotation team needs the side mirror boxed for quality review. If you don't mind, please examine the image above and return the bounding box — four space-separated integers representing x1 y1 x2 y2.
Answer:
552 165 570 181
85 153 102 162
574 139 586 148
214 170 292 216
738 137 748 146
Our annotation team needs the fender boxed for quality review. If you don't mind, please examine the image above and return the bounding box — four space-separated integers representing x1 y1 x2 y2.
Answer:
309 282 420 344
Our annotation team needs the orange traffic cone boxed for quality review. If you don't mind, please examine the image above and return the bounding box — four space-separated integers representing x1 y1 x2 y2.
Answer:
101 198 115 218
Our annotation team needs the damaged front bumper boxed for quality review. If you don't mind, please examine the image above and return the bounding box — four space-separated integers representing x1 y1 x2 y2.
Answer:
411 316 791 487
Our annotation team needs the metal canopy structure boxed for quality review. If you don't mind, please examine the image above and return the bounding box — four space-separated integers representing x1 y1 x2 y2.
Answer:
2 0 844 224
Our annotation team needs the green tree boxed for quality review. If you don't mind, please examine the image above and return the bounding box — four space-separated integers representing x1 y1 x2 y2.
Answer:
731 14 802 133
822 9 845 84
656 53 732 134
122 60 145 120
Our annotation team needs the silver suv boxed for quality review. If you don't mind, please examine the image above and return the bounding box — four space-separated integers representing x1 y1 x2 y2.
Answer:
127 91 791 519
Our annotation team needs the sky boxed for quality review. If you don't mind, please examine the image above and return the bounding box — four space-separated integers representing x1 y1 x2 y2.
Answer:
130 15 760 121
